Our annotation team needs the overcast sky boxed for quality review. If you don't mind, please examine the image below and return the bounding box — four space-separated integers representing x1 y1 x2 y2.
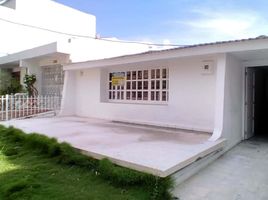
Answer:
55 0 268 45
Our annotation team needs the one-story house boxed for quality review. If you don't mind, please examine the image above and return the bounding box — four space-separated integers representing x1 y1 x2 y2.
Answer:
61 36 268 151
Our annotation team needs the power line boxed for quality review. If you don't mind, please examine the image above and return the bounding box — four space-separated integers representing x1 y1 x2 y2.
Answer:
0 17 186 47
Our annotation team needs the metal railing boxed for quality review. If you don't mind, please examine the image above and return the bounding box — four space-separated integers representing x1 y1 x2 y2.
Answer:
0 94 61 121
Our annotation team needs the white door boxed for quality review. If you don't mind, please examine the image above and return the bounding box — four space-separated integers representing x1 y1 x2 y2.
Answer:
245 68 256 139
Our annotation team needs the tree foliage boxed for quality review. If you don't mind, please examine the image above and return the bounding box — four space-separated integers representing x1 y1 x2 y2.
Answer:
23 74 38 96
0 70 22 95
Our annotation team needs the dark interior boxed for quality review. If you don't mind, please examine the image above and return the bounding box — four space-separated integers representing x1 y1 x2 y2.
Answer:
252 66 268 138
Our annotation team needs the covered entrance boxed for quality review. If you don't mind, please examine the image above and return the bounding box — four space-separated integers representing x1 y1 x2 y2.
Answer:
245 66 268 139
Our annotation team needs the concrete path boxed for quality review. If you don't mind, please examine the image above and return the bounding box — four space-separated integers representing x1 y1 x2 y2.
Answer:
173 138 268 200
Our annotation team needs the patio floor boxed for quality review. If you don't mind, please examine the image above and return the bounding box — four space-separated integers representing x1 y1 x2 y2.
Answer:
1 116 225 177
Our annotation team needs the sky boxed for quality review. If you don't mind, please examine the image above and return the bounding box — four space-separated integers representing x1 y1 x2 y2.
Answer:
55 0 268 45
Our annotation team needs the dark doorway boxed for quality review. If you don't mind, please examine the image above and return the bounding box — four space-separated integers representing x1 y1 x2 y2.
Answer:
245 66 268 139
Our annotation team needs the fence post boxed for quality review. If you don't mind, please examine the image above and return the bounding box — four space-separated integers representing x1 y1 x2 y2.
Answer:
5 94 9 121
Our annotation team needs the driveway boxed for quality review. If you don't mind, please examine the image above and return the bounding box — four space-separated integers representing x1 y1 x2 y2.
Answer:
173 138 268 200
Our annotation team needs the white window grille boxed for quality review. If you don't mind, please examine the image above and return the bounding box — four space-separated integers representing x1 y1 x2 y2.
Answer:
41 65 64 96
108 68 169 103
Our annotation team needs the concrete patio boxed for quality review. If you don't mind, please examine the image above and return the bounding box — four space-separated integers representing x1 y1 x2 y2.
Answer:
1 116 225 177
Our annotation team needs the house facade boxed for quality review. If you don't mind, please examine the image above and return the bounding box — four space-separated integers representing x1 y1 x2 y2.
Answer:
61 36 268 150
0 0 153 96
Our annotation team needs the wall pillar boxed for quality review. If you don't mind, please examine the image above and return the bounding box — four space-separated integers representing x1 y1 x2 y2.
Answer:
59 70 76 116
209 54 226 141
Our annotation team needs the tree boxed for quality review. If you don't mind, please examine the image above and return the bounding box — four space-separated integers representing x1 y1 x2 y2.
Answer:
23 74 38 96
0 70 23 95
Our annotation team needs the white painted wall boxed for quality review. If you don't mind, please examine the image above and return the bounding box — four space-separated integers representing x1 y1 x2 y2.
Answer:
0 0 96 54
62 57 217 132
60 70 76 115
211 54 244 148
222 54 244 147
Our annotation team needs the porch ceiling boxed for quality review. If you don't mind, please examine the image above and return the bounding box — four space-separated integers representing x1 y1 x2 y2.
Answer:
1 116 225 177
231 49 268 62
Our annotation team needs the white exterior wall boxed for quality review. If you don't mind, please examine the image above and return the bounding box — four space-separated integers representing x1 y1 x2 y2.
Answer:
65 57 217 132
0 0 96 55
60 70 76 115
211 54 244 148
222 54 244 147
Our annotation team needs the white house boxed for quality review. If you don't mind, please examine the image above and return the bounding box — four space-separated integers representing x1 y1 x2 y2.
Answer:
0 0 153 95
61 36 268 150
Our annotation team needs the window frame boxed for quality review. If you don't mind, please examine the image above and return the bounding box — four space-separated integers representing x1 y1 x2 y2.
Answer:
107 67 169 105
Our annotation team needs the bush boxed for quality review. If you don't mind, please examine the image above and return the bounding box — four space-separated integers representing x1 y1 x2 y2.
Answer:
0 70 23 95
0 125 174 200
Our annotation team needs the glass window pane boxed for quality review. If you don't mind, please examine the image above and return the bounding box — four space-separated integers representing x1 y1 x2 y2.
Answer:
121 91 124 100
117 91 120 99
132 81 136 89
156 80 160 89
112 91 115 99
151 69 155 79
109 91 112 99
137 91 142 100
138 81 142 90
132 91 136 100
143 81 148 90
144 70 148 79
162 69 167 78
156 69 160 78
156 91 160 101
132 71 136 80
127 91 131 100
109 82 112 90
127 81 131 90
117 85 120 90
151 91 155 101
143 91 148 100
109 73 112 81
127 71 131 80
138 71 142 79
162 80 166 89
162 91 167 101
151 81 155 89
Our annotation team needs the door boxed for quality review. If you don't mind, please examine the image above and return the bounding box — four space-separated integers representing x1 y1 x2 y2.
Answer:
245 68 256 139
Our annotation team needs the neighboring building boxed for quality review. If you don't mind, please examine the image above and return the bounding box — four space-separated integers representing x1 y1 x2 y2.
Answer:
61 36 268 150
0 0 153 95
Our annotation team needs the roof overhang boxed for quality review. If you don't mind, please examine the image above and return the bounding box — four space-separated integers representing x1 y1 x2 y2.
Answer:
0 42 70 66
64 37 268 71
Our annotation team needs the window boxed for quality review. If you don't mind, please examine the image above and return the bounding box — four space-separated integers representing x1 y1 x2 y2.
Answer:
108 68 169 103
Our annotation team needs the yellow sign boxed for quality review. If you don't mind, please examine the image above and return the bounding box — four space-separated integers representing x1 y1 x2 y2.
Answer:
112 72 125 86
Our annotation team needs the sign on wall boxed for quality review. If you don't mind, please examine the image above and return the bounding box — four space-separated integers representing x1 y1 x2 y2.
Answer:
112 72 125 86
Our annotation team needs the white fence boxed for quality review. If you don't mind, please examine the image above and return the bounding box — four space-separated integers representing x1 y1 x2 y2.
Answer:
0 94 62 121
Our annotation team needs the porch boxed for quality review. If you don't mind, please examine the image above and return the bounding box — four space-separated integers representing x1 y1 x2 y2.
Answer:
1 116 225 177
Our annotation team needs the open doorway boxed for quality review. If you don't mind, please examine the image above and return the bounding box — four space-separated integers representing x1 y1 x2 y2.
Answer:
245 66 268 139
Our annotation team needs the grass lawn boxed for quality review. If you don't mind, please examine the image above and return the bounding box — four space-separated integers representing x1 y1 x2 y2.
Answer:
0 126 173 200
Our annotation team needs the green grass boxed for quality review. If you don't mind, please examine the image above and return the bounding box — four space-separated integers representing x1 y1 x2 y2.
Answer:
0 125 173 200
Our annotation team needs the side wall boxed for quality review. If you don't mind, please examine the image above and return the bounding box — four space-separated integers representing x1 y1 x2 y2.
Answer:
71 57 217 132
221 54 243 148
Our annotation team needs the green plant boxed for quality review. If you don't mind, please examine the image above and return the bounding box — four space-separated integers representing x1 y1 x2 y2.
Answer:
0 70 23 95
23 74 38 96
